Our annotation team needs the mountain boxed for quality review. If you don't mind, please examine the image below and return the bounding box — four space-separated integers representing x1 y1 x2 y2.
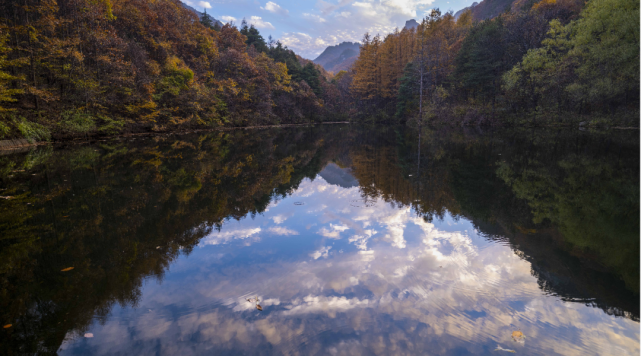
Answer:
180 2 224 27
313 42 361 74
318 163 359 188
454 2 478 18
454 0 515 21
404 19 419 30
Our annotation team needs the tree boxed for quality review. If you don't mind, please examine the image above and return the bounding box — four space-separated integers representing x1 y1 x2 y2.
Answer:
396 62 418 118
454 18 507 105
240 21 269 53
200 9 215 29
0 32 22 112
299 62 322 96
351 33 381 101
566 0 639 110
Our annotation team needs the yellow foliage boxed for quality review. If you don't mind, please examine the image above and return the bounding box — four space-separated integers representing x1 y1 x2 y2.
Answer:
533 0 557 10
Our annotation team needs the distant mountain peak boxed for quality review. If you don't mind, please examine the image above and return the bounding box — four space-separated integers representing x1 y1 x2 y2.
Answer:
454 2 478 19
404 19 419 30
313 42 362 74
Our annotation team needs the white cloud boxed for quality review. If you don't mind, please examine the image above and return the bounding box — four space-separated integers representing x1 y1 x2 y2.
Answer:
60 176 641 356
200 227 261 246
317 223 350 239
271 213 293 224
310 246 332 259
280 0 440 58
248 16 275 30
221 15 237 23
267 227 299 236
283 295 370 316
303 13 327 23
197 1 211 9
352 1 372 8
281 30 363 58
261 1 289 16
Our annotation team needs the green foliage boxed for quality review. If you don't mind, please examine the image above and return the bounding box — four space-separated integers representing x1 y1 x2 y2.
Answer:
200 10 215 29
21 146 52 170
240 22 269 53
0 32 22 111
299 63 322 96
155 57 195 100
98 115 126 135
503 20 573 110
0 120 10 139
455 18 507 101
566 0 640 106
13 117 51 143
268 42 303 80
504 0 640 113
58 110 97 135
396 63 418 118
70 147 101 169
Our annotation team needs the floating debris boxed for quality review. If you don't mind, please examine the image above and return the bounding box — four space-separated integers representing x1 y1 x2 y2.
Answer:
3 324 12 329
494 345 516 353
247 296 263 311
294 202 304 206
512 331 525 340
512 330 526 345
84 333 94 338
0 196 13 200
61 267 75 272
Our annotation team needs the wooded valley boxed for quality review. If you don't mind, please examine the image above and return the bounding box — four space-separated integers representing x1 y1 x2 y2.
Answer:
0 0 638 143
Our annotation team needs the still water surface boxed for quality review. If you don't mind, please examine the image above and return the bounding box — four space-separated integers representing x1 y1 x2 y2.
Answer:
0 126 638 355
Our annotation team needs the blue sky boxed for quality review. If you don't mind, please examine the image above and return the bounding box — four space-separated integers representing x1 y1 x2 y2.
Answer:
181 0 474 59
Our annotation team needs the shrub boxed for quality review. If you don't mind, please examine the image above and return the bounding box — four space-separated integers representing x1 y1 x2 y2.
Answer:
0 120 9 139
59 110 97 135
13 117 51 143
97 115 126 135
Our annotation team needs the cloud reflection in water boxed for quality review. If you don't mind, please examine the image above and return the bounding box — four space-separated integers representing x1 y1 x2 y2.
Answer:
59 175 639 356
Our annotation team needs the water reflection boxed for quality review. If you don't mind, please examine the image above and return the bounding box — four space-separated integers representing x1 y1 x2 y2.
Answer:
0 126 638 355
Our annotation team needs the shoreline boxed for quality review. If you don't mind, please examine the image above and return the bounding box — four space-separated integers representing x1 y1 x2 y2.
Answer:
1 121 638 152
0 122 351 151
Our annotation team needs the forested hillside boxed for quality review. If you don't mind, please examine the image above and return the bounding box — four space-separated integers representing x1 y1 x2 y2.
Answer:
0 0 348 142
0 0 637 144
346 0 639 126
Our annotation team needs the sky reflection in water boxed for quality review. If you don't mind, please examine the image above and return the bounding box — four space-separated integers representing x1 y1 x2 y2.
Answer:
59 163 638 356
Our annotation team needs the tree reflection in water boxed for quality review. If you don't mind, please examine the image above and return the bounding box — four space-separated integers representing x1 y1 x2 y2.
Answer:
0 125 638 354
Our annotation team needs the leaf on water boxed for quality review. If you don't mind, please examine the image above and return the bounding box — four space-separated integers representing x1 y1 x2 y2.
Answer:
494 345 516 353
512 330 526 345
256 305 263 311
61 267 74 272
512 331 525 339
3 324 12 329
84 333 94 338
156 246 161 249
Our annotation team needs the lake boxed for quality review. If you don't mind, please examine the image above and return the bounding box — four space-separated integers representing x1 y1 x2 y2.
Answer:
0 125 638 355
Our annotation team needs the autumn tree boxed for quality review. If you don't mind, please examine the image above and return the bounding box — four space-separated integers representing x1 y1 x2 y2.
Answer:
0 31 22 112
